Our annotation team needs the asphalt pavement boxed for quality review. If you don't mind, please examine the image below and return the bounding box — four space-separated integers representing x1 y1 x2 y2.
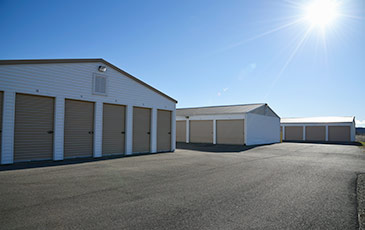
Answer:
0 142 364 229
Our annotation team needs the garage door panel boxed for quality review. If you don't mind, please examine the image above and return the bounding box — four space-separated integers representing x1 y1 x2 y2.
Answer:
305 126 325 141
133 107 151 153
328 126 350 142
216 119 244 145
102 104 125 155
176 120 186 142
14 94 54 162
157 110 171 152
285 126 303 141
64 99 94 158
190 120 213 144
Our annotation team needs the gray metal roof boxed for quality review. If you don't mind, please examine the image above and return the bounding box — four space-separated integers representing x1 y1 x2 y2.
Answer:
281 116 355 124
176 104 266 116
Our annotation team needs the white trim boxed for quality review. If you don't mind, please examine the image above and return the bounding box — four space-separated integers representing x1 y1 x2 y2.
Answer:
171 110 176 151
213 119 217 144
1 91 15 164
150 108 157 153
125 105 133 155
53 96 64 161
93 101 103 158
186 119 190 143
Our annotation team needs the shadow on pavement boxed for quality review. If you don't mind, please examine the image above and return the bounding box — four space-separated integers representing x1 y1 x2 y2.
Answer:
283 140 362 146
176 142 269 153
0 151 168 172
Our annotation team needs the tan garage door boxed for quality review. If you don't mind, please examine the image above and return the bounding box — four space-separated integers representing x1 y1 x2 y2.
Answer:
305 126 325 141
285 126 303 141
328 126 350 142
102 103 125 155
0 92 2 159
176 121 186 142
14 94 54 162
190 120 213 144
157 110 171 152
133 107 151 153
216 119 245 145
64 99 94 158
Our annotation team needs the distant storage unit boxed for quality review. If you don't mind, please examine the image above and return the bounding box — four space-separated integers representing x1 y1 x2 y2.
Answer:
176 104 280 146
281 117 356 143
0 59 177 165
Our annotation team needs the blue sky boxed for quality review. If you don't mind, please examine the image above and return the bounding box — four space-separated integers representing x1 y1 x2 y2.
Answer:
0 0 364 126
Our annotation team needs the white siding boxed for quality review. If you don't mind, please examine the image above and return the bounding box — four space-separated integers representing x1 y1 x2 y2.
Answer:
281 122 356 142
0 62 176 164
246 113 280 145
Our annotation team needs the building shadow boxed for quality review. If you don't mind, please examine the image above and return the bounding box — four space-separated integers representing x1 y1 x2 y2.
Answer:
176 142 272 153
282 140 362 146
0 151 168 172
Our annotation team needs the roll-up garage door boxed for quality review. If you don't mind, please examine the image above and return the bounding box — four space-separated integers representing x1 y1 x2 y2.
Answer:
176 121 186 142
133 107 151 153
328 126 350 142
285 126 303 141
190 120 213 144
216 119 244 145
305 126 325 141
0 92 2 158
14 94 54 162
102 103 125 155
64 99 94 158
157 110 171 152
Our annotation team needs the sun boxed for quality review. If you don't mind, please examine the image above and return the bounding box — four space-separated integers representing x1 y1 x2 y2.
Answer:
304 0 339 27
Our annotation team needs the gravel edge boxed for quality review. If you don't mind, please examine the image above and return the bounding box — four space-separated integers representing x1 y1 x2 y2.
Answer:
358 174 365 230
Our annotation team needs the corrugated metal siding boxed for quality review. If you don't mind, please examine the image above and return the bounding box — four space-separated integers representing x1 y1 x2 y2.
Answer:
176 121 186 142
190 120 213 144
102 103 125 155
0 62 176 164
305 126 325 141
14 94 54 162
133 107 151 153
216 119 244 145
157 110 171 152
64 99 94 158
0 63 175 110
328 126 351 142
177 104 264 116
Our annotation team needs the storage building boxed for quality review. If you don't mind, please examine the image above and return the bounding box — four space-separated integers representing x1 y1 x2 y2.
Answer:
0 59 177 165
281 116 356 142
176 104 280 146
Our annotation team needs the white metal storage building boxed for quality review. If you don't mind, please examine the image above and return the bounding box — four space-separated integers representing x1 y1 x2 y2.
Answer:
281 117 356 142
0 59 177 165
176 104 280 146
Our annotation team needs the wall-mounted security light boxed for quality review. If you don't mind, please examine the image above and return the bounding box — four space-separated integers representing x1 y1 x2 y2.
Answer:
98 66 107 72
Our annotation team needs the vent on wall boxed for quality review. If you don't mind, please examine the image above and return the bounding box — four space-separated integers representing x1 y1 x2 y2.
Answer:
93 75 107 95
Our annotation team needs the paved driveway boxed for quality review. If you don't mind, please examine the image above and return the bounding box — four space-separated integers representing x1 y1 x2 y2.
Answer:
0 143 364 229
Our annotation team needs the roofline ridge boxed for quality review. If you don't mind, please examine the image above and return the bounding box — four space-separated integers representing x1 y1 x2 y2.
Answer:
177 103 266 110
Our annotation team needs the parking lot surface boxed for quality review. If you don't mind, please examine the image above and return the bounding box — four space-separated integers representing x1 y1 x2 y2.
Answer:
0 143 364 229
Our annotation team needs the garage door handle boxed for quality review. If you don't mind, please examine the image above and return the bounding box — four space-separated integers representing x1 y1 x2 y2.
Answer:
147 132 150 135
47 130 54 134
168 132 171 134
121 131 125 134
89 131 94 134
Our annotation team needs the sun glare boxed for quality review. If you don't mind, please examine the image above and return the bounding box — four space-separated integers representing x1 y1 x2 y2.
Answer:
304 0 339 27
